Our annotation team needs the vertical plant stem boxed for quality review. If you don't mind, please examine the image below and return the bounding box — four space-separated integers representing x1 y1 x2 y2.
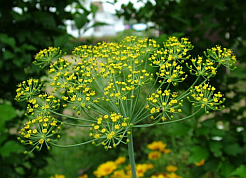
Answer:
128 131 137 178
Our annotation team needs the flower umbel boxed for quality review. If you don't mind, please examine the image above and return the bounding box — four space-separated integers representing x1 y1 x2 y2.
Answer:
15 35 236 176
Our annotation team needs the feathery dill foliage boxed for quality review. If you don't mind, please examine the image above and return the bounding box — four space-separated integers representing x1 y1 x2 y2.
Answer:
15 36 236 153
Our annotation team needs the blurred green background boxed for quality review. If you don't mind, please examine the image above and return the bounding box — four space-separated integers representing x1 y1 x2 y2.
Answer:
0 0 245 177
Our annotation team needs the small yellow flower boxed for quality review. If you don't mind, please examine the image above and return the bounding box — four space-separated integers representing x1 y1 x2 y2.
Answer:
50 174 66 178
163 149 171 154
148 151 161 160
110 170 130 178
166 172 183 178
195 159 205 166
151 174 166 178
115 156 126 165
166 165 178 172
93 161 117 178
147 141 167 152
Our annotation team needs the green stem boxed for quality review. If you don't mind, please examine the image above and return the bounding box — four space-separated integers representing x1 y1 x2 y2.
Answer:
133 108 202 128
50 138 100 148
128 131 137 178
49 110 96 123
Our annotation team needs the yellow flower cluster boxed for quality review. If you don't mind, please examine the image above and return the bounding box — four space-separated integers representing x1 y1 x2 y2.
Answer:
26 94 60 117
187 56 217 77
93 156 129 178
188 83 225 113
205 46 237 69
149 37 192 85
34 47 63 67
110 170 131 178
126 163 154 178
90 113 131 149
16 35 236 153
15 78 42 101
94 161 117 178
65 141 189 178
151 165 181 178
93 155 153 178
147 141 171 160
115 156 126 165
16 82 62 153
18 115 62 153
151 172 182 178
147 90 183 120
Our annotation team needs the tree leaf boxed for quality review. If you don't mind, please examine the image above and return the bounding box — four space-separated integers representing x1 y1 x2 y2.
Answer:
220 161 235 177
188 146 210 163
0 104 17 131
90 3 99 16
0 141 25 157
223 143 243 156
54 34 70 48
209 141 222 157
0 34 16 49
74 13 89 29
3 50 15 60
231 165 246 178
166 122 190 136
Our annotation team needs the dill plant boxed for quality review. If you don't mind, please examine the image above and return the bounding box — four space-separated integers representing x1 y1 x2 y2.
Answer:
15 36 236 178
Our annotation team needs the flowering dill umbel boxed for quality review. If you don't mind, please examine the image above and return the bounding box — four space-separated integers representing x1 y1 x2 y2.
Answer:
15 36 236 154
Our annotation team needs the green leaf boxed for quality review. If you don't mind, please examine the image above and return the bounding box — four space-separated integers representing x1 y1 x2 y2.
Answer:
188 146 210 163
3 50 15 59
1 73 10 83
20 44 37 51
220 161 235 177
210 129 225 137
15 167 25 175
0 134 8 145
224 143 243 156
231 165 246 178
13 69 27 80
74 13 89 29
0 34 16 49
90 3 99 16
0 104 17 131
196 126 210 137
0 141 25 157
54 34 70 47
209 141 222 157
166 122 190 136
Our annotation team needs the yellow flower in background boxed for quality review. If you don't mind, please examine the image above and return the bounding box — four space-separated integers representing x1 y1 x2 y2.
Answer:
195 159 205 166
148 151 162 160
136 163 154 178
163 149 171 154
50 174 66 178
166 172 183 178
126 163 154 178
115 156 126 165
78 174 88 178
94 161 117 178
151 172 182 178
110 170 131 178
166 165 178 172
147 141 167 152
151 174 167 178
